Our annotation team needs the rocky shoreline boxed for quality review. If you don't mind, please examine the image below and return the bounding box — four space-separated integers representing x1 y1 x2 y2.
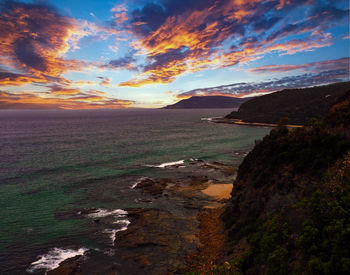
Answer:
211 117 302 128
47 160 237 274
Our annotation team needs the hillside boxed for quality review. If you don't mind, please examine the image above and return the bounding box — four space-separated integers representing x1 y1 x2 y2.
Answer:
219 91 350 274
225 82 350 125
162 96 252 109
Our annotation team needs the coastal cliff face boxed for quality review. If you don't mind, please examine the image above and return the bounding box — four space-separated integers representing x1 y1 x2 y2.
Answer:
222 91 350 274
226 82 350 125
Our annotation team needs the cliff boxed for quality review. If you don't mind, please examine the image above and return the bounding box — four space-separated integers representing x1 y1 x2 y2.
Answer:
221 91 350 274
225 82 350 125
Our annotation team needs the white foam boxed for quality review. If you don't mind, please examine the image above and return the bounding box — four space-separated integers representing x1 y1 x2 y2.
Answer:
85 208 130 246
27 247 88 273
201 116 222 121
131 176 149 189
103 223 129 244
87 208 127 218
113 219 131 226
146 159 185 168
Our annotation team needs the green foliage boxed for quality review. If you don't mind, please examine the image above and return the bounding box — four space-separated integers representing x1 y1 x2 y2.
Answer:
212 93 350 275
266 246 288 275
236 214 291 274
238 122 350 185
295 184 350 275
221 95 350 274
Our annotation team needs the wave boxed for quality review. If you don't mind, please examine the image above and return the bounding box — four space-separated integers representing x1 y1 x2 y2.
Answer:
102 219 130 244
103 221 129 244
87 208 128 218
131 176 149 189
27 247 88 273
201 116 222 121
85 208 130 245
146 159 185 168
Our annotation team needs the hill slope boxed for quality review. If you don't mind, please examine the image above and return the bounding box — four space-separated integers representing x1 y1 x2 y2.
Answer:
221 92 350 274
226 82 350 125
162 96 252 109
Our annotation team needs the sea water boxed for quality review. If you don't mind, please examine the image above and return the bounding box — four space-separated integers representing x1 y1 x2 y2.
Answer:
0 109 269 273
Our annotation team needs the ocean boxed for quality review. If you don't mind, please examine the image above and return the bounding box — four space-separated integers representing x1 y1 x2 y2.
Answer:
0 109 270 274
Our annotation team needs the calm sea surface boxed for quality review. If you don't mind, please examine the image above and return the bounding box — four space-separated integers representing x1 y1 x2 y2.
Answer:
0 109 269 274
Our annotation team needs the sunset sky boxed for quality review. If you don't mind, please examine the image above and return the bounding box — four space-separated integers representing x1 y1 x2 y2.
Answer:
0 0 349 109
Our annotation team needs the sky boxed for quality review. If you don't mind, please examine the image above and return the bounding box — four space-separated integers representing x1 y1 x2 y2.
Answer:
0 0 349 109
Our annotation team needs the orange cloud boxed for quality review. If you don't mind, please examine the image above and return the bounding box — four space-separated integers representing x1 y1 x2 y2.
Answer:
49 84 81 95
119 0 346 87
0 90 135 110
0 1 100 88
74 80 97 86
0 71 48 86
119 59 187 87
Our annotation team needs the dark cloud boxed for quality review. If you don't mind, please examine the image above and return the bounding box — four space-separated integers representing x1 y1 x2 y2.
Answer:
108 55 137 70
252 16 282 32
144 47 190 71
130 0 214 35
14 38 48 72
131 2 168 35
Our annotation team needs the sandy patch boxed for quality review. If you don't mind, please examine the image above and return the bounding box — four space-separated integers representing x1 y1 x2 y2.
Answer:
201 184 233 200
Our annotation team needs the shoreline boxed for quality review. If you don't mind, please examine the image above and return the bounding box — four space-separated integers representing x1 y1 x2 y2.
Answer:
47 160 236 274
211 117 303 128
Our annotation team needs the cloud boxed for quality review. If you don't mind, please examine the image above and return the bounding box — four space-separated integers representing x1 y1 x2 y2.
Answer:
0 1 87 77
97 76 112 87
48 84 81 95
250 57 350 74
107 54 136 70
177 59 350 98
0 90 135 109
111 4 129 25
0 0 111 89
0 70 48 86
118 0 348 87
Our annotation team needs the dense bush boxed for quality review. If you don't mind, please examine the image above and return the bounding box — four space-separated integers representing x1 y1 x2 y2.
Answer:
221 96 350 274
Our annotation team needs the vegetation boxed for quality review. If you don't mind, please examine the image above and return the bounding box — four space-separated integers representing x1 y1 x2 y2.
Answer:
220 89 350 274
226 82 350 125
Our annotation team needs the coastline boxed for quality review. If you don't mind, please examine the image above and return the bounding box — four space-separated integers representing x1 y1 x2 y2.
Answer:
211 117 303 128
47 160 236 274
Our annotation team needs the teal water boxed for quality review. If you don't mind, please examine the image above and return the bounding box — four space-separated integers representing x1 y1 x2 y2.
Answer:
0 109 270 273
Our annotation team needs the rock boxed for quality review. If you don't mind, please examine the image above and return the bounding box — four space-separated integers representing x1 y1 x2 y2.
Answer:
47 255 82 275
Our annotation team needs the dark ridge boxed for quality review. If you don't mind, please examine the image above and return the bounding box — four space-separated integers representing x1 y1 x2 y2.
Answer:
162 96 253 109
225 81 350 125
